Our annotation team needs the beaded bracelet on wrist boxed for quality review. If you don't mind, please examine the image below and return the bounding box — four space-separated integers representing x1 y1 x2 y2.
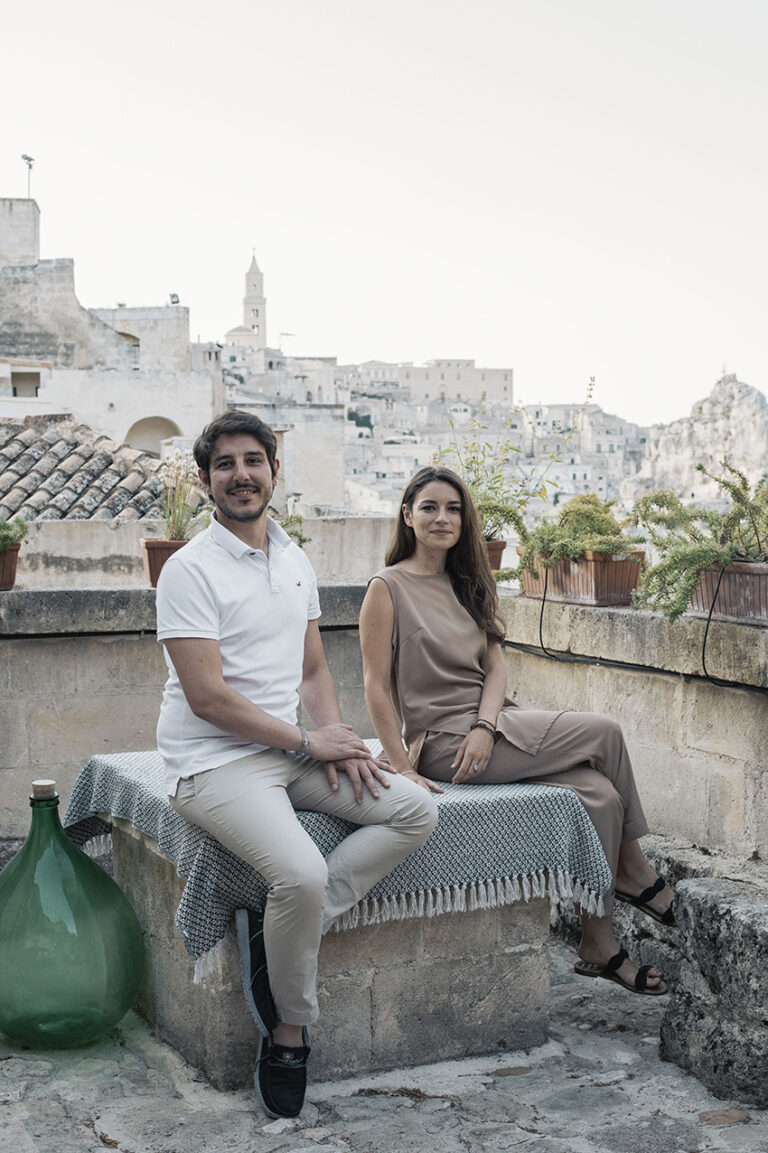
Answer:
471 719 496 736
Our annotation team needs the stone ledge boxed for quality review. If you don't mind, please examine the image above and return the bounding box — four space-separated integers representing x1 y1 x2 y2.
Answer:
0 587 158 635
499 592 768 689
2 585 766 688
0 584 367 636
112 823 551 1090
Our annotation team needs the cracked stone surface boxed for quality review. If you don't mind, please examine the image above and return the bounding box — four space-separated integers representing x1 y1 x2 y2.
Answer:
1 938 765 1153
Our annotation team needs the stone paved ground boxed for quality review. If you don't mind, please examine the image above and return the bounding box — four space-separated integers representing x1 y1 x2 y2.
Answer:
1 938 765 1153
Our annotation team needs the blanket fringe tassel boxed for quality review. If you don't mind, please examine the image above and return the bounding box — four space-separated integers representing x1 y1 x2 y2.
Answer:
193 938 230 984
82 834 113 858
331 871 604 932
190 871 606 973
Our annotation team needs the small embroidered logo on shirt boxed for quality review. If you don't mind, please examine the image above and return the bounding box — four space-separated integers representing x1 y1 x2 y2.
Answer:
296 581 302 586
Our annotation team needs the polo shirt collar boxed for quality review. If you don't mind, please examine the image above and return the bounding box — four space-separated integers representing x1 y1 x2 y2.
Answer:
209 512 292 559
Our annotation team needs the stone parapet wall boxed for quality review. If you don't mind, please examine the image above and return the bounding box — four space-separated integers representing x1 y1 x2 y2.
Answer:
1 585 765 862
497 595 768 859
12 516 394 588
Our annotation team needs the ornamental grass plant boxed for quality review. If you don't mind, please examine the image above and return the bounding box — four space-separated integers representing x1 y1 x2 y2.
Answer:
631 459 768 620
155 451 208 541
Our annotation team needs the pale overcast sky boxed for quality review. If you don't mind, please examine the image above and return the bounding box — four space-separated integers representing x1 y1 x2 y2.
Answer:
3 0 767 426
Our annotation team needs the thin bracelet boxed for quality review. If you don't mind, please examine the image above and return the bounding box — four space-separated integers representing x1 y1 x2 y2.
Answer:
297 724 311 757
471 719 496 736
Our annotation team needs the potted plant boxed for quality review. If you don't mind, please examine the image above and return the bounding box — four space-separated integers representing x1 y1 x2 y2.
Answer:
631 460 768 623
515 494 645 606
0 517 28 591
142 452 208 587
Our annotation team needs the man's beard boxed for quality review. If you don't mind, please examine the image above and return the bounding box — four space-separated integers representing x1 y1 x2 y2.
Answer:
213 483 274 523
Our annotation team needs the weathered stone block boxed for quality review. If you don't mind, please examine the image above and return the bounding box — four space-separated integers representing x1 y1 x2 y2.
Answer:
28 690 160 766
6 637 79 698
111 823 551 1090
660 876 768 1106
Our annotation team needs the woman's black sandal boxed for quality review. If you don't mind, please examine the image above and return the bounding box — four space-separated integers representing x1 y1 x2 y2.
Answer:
574 947 668 996
614 876 676 926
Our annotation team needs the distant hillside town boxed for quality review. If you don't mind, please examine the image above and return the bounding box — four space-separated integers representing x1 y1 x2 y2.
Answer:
2 196 767 529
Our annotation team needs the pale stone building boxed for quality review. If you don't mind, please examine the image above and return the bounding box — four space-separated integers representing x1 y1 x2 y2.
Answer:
399 358 513 404
0 198 224 455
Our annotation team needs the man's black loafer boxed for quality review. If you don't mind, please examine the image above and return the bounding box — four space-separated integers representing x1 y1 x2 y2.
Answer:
255 1028 311 1119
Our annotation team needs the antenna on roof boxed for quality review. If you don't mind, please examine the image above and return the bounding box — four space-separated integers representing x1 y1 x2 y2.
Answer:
21 155 34 199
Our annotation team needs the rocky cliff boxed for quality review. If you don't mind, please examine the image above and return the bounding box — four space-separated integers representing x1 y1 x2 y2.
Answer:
621 374 768 503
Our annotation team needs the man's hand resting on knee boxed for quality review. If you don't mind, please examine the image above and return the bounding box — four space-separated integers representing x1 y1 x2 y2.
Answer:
322 755 395 803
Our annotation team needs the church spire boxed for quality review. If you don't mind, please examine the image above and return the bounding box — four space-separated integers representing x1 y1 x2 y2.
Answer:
243 252 266 349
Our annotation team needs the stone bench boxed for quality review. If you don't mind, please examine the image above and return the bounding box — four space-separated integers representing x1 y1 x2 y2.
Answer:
64 750 612 1090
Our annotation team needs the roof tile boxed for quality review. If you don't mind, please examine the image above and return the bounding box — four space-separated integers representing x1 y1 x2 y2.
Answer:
0 416 206 524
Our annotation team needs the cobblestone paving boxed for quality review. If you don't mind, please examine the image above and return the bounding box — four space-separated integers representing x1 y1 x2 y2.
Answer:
1 938 765 1153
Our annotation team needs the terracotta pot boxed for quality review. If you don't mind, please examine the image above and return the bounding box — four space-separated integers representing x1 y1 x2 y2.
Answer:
0 542 21 591
689 560 768 626
484 539 507 569
141 539 188 588
518 548 645 607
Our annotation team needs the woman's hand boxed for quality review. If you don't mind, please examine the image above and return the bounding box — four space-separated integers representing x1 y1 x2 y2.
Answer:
401 770 444 795
450 728 495 784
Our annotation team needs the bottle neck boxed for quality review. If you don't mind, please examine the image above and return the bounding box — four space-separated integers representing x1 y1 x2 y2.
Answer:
26 796 66 849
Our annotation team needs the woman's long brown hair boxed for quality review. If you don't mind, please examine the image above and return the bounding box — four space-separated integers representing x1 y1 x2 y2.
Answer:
386 466 505 642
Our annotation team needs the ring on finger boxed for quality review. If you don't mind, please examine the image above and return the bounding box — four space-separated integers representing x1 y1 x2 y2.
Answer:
471 763 481 773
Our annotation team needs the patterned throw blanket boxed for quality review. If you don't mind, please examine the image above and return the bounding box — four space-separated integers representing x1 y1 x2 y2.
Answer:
64 750 611 974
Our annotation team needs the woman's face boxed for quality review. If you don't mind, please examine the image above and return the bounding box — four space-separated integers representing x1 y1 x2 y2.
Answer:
403 480 463 553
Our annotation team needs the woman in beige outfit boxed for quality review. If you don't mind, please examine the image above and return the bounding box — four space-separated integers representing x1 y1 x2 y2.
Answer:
360 465 674 996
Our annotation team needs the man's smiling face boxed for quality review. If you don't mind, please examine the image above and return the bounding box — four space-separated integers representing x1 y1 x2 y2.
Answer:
200 433 279 527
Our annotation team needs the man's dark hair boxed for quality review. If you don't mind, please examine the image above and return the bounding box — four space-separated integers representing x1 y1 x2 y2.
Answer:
193 411 278 477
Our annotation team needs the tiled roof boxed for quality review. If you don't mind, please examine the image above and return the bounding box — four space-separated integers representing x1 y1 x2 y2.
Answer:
0 415 203 523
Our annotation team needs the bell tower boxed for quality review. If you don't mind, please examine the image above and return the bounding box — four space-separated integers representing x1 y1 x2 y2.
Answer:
243 252 266 350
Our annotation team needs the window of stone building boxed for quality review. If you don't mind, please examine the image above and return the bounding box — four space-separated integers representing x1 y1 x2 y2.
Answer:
11 371 40 397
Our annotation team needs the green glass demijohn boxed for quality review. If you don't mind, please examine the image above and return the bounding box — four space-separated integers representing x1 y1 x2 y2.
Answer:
0 780 144 1048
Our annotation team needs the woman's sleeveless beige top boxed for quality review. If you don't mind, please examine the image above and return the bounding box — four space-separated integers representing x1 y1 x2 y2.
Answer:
371 566 560 768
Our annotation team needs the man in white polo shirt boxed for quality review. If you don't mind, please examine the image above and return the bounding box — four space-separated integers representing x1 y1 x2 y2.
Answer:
155 411 436 1120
